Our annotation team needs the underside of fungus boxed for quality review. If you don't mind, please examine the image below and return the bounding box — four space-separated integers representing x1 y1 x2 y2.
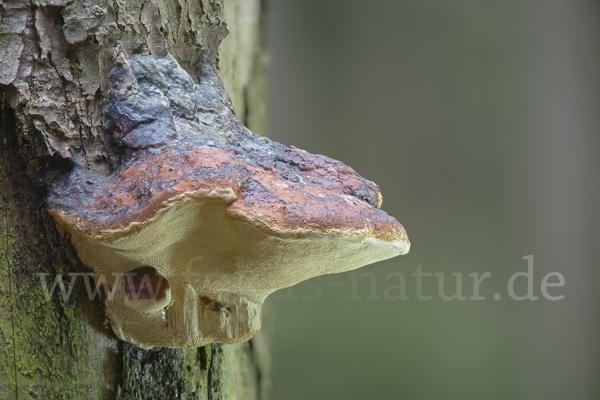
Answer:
47 53 410 349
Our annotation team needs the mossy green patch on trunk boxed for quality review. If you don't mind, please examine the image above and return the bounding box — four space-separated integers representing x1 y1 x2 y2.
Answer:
0 106 121 399
0 225 17 398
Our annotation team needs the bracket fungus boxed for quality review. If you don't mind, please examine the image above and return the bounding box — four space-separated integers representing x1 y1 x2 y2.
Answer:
47 53 410 349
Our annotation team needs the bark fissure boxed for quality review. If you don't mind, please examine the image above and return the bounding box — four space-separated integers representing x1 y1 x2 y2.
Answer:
208 344 224 400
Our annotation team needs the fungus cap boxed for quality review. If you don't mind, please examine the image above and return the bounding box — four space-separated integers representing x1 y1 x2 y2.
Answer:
48 53 409 349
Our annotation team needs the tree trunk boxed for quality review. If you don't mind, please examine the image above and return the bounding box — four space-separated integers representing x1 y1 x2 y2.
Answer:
0 0 270 398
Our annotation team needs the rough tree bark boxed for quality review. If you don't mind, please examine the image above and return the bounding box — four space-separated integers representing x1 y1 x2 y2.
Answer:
0 0 270 398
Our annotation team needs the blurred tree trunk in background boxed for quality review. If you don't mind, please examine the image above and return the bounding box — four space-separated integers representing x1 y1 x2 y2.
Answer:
0 0 270 398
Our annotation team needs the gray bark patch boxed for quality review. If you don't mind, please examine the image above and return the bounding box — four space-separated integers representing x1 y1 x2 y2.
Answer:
62 19 87 43
0 33 23 84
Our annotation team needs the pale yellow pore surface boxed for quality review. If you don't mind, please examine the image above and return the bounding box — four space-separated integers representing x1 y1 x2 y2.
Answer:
67 196 408 349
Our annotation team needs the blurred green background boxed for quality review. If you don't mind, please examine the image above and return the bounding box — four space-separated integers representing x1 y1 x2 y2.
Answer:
263 1 600 399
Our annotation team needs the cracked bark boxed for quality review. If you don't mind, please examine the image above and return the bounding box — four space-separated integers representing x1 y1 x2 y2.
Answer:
0 0 270 398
